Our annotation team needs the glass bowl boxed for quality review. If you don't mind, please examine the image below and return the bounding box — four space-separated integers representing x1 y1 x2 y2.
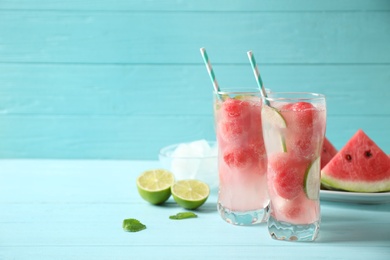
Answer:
159 140 218 191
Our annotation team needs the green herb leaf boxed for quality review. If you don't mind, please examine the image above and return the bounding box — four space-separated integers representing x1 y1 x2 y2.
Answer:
169 212 198 220
123 218 146 232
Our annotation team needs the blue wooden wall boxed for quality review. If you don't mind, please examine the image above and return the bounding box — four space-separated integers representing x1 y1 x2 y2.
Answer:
0 0 389 160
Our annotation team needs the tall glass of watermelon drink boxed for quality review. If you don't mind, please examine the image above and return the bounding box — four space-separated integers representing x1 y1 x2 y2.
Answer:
214 88 269 225
261 92 326 241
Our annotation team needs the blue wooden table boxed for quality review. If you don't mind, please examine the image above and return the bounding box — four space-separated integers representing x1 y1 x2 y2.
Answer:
1 160 389 259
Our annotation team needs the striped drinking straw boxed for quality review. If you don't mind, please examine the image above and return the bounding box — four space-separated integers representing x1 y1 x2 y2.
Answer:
247 50 270 105
200 47 222 100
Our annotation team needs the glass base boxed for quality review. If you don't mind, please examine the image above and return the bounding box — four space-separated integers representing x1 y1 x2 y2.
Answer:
268 215 320 242
217 203 269 225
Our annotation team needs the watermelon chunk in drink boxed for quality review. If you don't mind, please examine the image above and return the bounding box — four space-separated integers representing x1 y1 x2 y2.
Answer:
280 102 326 160
218 98 250 141
271 193 320 224
268 152 308 200
281 102 315 128
223 146 254 169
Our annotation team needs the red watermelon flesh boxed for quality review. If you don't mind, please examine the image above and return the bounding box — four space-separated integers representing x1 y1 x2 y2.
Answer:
321 129 390 192
321 137 338 169
268 152 309 200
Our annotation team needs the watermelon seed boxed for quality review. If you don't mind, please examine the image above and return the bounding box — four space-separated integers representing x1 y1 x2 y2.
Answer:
364 150 372 158
345 154 352 161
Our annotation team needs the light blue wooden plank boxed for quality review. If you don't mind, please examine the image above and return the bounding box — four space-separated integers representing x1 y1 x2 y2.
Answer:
0 64 389 116
0 160 160 203
0 11 389 64
0 115 216 159
1 207 390 246
1 246 390 260
1 0 389 11
0 114 388 160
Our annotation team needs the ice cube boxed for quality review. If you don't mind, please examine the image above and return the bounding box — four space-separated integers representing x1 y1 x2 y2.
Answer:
197 157 218 190
208 142 218 157
188 139 211 157
171 157 201 180
169 140 218 190
172 143 196 157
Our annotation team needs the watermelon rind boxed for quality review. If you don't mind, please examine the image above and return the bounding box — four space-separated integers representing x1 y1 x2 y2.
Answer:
321 175 390 193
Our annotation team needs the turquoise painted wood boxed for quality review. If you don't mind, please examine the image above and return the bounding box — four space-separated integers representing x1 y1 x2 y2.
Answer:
0 160 390 260
0 1 389 159
1 160 390 259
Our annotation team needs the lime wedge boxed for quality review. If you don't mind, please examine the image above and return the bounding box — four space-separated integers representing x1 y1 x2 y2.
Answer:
234 94 256 100
261 105 287 152
221 94 230 100
171 180 210 210
136 169 175 205
214 94 229 110
304 157 321 200
262 104 287 128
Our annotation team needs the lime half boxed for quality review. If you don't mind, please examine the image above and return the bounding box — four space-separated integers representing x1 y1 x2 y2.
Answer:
261 105 287 152
304 157 321 200
137 169 175 205
171 180 210 210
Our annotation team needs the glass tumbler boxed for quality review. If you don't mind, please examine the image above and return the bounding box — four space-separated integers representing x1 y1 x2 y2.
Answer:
214 88 269 225
261 92 326 241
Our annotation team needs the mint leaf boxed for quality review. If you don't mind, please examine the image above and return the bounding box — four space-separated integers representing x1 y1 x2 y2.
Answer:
169 212 198 220
123 218 146 232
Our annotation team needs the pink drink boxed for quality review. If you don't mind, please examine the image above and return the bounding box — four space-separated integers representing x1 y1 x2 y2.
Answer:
262 92 326 241
214 90 269 225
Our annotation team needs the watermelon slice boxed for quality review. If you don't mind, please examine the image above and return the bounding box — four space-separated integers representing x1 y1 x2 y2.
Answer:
321 129 390 192
321 137 338 169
